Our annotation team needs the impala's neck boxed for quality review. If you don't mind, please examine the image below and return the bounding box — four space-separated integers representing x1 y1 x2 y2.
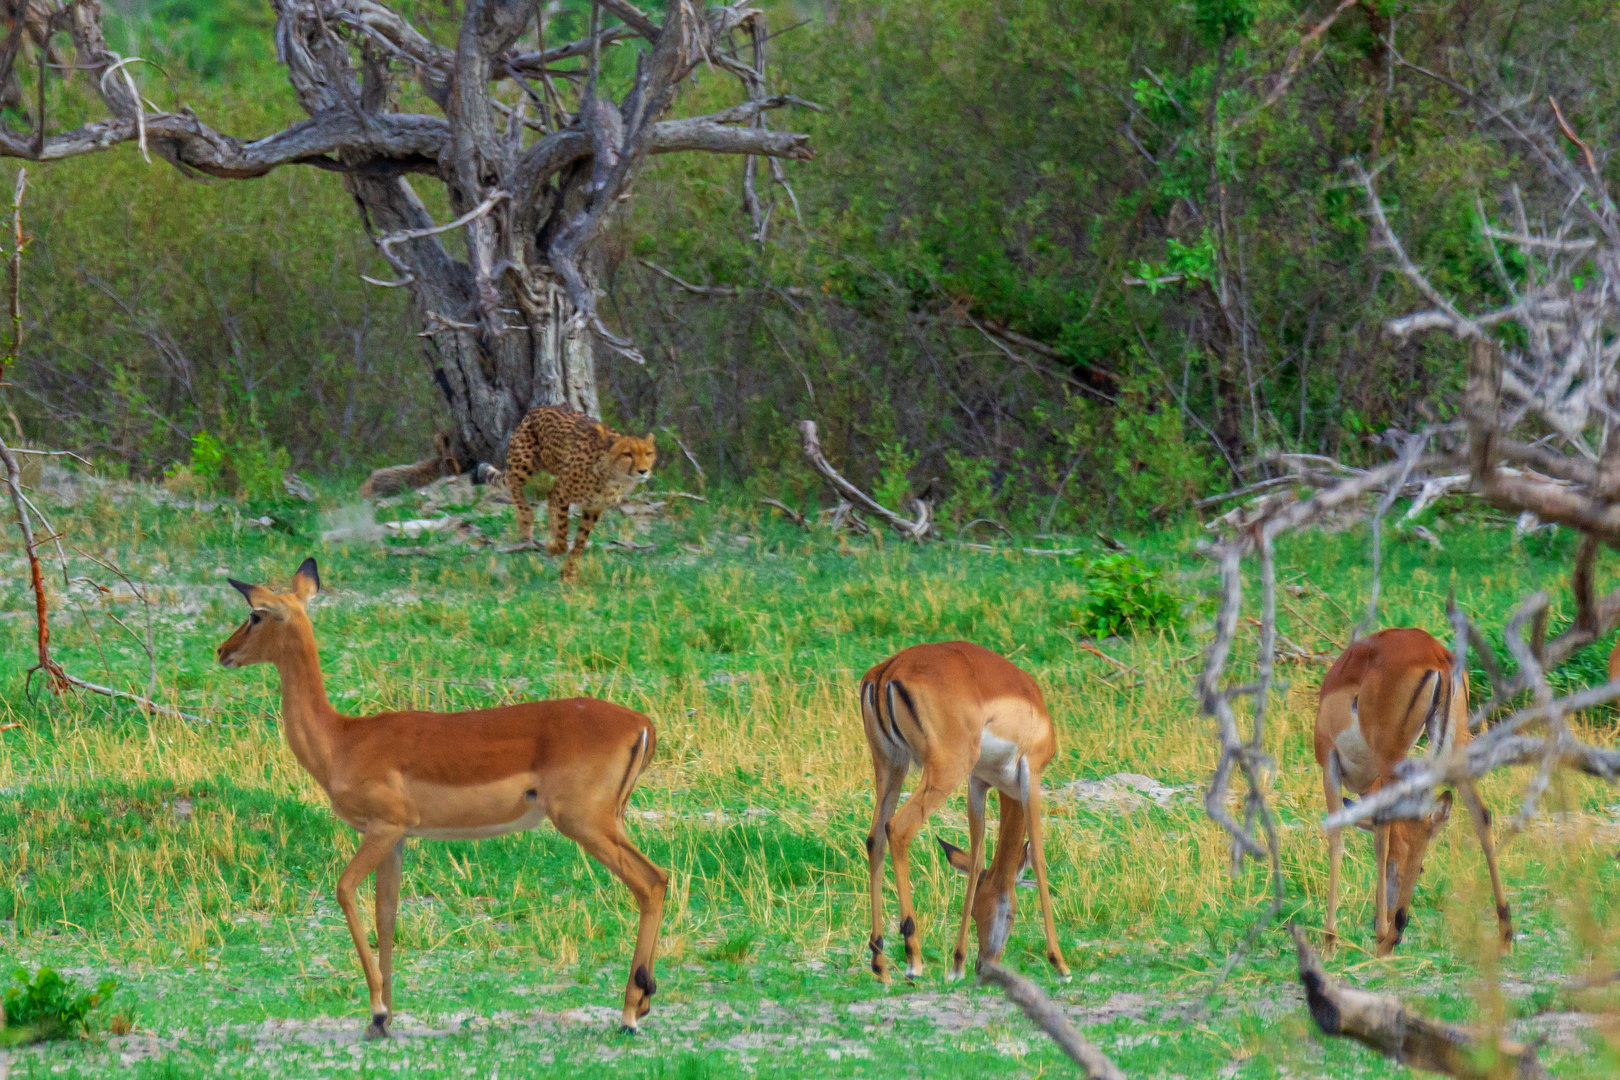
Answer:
272 629 340 791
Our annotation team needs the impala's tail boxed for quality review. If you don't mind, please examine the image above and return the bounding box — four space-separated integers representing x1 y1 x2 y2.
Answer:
615 722 657 821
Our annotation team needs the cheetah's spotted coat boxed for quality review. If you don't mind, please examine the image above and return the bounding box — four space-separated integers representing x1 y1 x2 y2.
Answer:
504 405 656 579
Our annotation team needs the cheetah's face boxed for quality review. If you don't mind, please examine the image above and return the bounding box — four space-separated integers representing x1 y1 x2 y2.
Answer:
602 434 656 485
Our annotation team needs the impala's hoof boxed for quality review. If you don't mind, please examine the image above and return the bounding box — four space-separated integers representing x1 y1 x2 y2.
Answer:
364 1014 390 1040
618 1023 637 1036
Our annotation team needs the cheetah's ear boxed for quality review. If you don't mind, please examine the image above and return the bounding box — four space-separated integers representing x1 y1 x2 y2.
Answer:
645 432 655 446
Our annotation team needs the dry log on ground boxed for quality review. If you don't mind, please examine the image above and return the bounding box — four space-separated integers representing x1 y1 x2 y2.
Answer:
360 432 461 499
977 962 1124 1079
1294 927 1547 1078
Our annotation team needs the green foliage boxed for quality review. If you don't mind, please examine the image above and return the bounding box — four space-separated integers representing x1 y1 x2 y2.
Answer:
873 440 919 510
940 450 999 525
0 966 116 1045
1193 0 1257 44
1108 396 1214 527
1073 553 1184 639
170 429 291 502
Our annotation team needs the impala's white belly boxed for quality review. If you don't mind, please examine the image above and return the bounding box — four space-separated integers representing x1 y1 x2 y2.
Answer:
407 803 549 841
973 731 1026 799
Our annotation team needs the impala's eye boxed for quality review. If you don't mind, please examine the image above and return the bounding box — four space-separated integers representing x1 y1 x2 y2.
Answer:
250 612 262 626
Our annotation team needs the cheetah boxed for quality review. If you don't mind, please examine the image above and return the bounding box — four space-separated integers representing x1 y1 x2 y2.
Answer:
504 405 656 580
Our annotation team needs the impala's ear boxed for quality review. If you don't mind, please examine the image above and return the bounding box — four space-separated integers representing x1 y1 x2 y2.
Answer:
1343 795 1376 832
940 839 973 875
291 558 320 603
1427 791 1454 835
227 578 261 605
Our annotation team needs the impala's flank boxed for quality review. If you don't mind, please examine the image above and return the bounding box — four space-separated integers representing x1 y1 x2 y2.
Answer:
861 641 1069 983
217 559 667 1036
1316 627 1511 956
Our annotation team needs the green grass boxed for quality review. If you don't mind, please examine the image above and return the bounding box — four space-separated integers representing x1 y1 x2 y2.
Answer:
4 468 1620 1075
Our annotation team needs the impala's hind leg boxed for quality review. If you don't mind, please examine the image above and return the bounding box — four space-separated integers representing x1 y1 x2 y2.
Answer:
1022 766 1069 979
555 814 669 1033
866 758 908 983
887 759 968 979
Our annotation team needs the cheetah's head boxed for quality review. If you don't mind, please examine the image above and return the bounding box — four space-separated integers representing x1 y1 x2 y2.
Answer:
603 432 656 485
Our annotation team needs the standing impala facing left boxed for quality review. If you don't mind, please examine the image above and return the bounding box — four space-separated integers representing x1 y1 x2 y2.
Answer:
217 559 668 1037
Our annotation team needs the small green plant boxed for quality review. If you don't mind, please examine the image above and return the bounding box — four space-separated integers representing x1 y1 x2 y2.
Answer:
940 450 998 525
166 429 291 502
704 929 757 964
873 440 919 510
1073 553 1183 639
1 965 117 1045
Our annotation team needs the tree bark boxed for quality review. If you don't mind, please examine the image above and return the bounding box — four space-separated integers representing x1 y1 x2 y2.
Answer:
0 0 812 467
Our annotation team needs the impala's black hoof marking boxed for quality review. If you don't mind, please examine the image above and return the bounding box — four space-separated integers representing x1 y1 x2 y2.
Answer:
899 916 915 939
634 966 656 997
364 1014 390 1040
618 1024 637 1036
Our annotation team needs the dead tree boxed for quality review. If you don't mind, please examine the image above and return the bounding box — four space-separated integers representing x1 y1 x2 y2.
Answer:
0 1 812 464
1196 89 1620 1073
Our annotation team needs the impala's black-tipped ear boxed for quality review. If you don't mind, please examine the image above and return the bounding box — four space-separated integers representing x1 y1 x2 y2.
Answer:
940 839 973 875
291 558 320 602
228 578 258 604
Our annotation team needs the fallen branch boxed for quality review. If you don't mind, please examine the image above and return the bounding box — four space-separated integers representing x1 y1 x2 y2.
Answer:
760 497 807 528
796 420 930 540
1294 927 1547 1078
1 432 66 694
977 962 1124 1080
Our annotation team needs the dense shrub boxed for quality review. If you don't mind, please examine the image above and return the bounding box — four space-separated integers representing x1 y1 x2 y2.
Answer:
1073 553 1184 639
0 966 116 1045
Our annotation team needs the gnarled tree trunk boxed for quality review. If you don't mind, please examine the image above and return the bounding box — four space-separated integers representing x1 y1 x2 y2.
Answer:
1 0 813 466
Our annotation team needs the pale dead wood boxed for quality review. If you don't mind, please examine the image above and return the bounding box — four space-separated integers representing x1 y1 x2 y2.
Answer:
1293 927 1547 1078
796 420 930 540
759 497 806 528
977 963 1125 1080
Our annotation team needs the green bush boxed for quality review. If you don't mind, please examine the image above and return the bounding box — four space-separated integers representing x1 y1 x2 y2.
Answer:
0 965 116 1045
167 429 292 502
1073 553 1184 639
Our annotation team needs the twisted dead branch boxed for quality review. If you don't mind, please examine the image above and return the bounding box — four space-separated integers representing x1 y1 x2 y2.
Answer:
1293 927 1548 1079
1193 83 1620 1070
977 963 1124 1080
796 420 930 540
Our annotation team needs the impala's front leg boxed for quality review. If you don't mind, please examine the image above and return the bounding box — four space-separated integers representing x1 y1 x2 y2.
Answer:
1458 780 1513 951
1021 766 1069 979
338 825 409 1038
947 778 989 980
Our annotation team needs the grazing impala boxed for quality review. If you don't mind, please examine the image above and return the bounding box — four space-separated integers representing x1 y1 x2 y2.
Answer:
216 559 667 1037
861 641 1069 982
1315 628 1511 956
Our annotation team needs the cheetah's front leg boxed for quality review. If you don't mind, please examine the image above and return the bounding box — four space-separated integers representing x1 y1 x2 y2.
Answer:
507 463 536 543
560 508 602 582
547 490 572 556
